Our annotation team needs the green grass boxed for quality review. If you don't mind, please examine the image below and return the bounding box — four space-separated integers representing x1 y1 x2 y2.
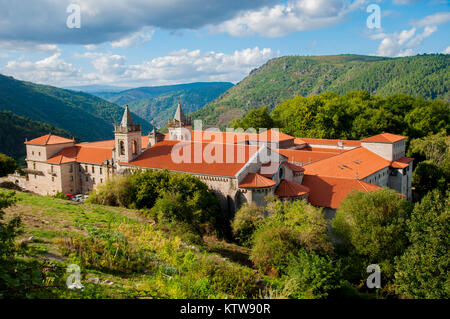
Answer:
1 189 262 299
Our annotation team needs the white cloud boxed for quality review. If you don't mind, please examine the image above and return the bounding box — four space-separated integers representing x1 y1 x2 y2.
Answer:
0 41 60 53
3 47 277 87
443 46 450 54
211 0 367 37
2 53 81 85
371 11 450 57
111 27 155 48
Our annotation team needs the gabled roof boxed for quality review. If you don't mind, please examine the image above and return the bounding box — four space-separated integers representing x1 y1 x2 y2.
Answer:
361 133 406 143
120 105 135 127
391 156 414 168
47 146 112 165
25 134 74 146
277 149 339 165
121 140 259 177
302 175 381 209
275 180 309 198
257 129 294 142
239 173 276 188
303 147 391 179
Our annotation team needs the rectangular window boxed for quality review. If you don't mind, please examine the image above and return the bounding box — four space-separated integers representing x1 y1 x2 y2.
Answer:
100 167 102 175
85 176 88 182
70 176 73 182
92 166 95 173
38 152 41 156
52 177 54 182
51 165 54 173
100 178 103 183
32 151 34 155
85 165 88 171
69 164 73 173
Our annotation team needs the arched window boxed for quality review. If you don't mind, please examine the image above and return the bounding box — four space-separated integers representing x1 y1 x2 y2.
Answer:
119 141 125 155
132 140 137 155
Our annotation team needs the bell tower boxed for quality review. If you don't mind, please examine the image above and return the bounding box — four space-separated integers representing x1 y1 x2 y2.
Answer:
114 105 142 163
168 103 192 141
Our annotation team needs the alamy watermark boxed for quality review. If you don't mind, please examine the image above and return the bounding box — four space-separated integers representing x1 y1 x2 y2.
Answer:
366 264 381 289
366 4 381 29
66 264 84 290
66 4 81 29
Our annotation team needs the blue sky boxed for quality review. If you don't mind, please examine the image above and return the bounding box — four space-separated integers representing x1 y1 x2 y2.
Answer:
0 0 448 88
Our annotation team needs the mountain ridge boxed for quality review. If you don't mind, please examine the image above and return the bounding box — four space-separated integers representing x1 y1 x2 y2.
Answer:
192 54 449 126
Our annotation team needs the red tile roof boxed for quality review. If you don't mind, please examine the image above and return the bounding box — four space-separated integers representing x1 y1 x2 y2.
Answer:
391 156 414 168
258 129 294 142
277 149 339 164
47 146 112 165
76 136 149 149
299 137 361 147
303 147 391 179
361 133 406 143
300 146 345 153
121 140 260 177
275 180 310 198
25 134 74 146
239 173 276 188
302 175 381 209
283 161 305 172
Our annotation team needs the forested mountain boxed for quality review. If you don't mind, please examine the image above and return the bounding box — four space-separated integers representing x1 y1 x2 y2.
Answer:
0 74 152 141
0 111 75 164
93 82 233 127
193 54 449 126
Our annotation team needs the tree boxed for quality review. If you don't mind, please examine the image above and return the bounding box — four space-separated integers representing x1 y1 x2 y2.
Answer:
331 189 412 281
394 190 450 299
251 199 333 275
231 203 265 247
0 153 19 177
231 106 274 131
409 132 450 199
283 249 343 299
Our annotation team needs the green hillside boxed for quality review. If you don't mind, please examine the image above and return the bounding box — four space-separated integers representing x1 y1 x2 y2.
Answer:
0 74 153 141
193 54 450 126
0 111 76 164
94 82 233 127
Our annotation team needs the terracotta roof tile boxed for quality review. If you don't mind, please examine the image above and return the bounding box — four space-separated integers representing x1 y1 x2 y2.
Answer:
277 149 339 165
47 146 112 165
303 147 391 179
121 140 259 177
282 161 305 172
239 173 276 188
361 133 406 143
302 175 381 209
299 137 361 147
391 156 414 168
275 180 310 198
25 134 74 146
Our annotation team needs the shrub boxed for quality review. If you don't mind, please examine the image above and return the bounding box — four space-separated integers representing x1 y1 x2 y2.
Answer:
251 199 333 275
0 153 19 177
282 249 343 299
231 203 265 247
197 255 260 298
